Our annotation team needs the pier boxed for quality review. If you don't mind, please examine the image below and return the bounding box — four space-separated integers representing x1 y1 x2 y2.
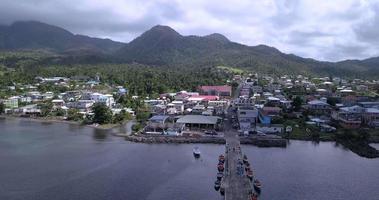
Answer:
221 131 254 200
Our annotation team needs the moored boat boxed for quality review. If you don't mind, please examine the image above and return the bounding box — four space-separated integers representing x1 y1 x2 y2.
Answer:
214 179 221 191
247 169 253 180
217 163 224 172
253 179 262 192
220 186 225 196
251 192 258 200
193 147 201 158
217 172 223 180
243 154 248 163
219 154 225 163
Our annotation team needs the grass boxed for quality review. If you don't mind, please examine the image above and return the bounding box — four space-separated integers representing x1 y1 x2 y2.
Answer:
216 66 244 74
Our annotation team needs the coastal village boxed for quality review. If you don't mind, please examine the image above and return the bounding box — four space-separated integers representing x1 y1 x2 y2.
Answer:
1 71 379 147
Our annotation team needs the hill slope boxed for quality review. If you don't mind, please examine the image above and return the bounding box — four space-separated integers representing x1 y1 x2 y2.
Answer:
0 21 124 54
0 21 378 78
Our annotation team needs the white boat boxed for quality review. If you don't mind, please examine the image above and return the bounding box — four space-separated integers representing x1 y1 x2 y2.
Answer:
193 147 201 157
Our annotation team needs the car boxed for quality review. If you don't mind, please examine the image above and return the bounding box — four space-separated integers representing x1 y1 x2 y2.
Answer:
205 130 217 135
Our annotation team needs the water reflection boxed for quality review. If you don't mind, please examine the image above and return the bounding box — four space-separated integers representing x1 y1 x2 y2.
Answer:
92 129 110 140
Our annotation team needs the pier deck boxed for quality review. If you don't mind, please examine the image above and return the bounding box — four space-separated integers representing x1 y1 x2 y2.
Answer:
222 131 252 200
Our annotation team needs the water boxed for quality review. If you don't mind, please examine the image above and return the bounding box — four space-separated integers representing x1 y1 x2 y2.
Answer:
0 118 378 200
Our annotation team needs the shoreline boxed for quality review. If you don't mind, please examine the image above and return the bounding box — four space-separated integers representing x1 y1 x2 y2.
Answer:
0 115 122 130
1 115 378 158
117 134 287 148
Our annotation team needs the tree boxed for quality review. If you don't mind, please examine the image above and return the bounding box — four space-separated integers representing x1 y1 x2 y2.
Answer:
0 102 4 114
113 110 132 124
67 109 83 121
327 97 338 106
92 103 112 124
136 110 150 122
291 96 303 111
38 102 53 117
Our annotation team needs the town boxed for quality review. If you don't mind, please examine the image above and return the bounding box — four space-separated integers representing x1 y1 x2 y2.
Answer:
1 70 379 158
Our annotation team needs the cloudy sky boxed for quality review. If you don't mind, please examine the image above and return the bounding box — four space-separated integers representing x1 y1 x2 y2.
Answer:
1 0 379 61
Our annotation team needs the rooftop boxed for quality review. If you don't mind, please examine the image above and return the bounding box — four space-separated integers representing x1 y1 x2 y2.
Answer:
176 115 220 125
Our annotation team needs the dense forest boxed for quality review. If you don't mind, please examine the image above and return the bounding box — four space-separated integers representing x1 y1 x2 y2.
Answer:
0 61 233 97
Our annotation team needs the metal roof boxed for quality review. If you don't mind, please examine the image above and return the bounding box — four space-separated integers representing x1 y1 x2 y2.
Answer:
176 115 220 125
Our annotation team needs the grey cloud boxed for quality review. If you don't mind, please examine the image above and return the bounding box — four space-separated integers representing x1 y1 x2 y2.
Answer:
354 3 379 45
286 30 334 46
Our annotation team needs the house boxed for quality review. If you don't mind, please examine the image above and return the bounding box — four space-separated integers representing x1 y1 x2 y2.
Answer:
3 97 19 108
52 99 65 109
237 107 259 132
67 100 94 111
90 93 114 108
261 107 281 117
199 85 232 97
333 106 364 129
256 124 283 134
363 108 379 127
146 115 170 133
307 100 331 115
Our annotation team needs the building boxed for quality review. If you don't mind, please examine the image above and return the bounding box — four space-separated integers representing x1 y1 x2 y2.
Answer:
199 85 232 97
307 100 331 115
3 97 18 108
237 107 259 132
333 106 364 129
176 115 221 130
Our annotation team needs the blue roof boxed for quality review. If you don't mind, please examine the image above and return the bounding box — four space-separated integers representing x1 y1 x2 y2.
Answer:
149 115 169 123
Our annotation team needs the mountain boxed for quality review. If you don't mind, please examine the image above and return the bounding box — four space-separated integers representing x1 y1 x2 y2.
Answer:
1 21 378 78
116 25 327 75
116 25 379 78
0 21 124 54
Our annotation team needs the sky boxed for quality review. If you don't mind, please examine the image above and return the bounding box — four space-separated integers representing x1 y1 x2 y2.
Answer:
1 0 379 61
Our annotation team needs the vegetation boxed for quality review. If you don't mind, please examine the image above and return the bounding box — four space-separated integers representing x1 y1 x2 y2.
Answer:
92 103 112 124
67 109 83 121
291 96 303 111
0 102 4 114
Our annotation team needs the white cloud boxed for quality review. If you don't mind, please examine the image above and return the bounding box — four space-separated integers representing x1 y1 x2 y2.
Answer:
1 0 379 61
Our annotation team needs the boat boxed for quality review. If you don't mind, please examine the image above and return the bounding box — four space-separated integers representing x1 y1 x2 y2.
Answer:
219 154 225 163
217 172 223 180
251 192 258 200
214 180 221 191
220 187 225 196
247 170 253 180
243 154 248 163
193 147 201 158
217 164 224 172
253 179 262 192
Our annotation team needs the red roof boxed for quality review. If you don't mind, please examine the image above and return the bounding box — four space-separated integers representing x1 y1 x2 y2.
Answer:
199 85 231 93
189 95 219 101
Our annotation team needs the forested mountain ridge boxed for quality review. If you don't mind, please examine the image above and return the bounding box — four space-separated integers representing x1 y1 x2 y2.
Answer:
0 21 124 54
0 21 378 78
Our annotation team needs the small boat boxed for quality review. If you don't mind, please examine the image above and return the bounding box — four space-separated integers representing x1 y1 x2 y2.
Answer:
214 179 221 191
217 164 224 172
247 170 253 180
253 179 262 192
219 154 225 163
220 187 225 196
193 147 201 158
251 192 258 200
217 172 223 180
243 154 248 163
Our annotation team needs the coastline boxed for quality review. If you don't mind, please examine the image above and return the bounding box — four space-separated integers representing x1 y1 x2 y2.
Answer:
0 115 122 130
118 134 287 147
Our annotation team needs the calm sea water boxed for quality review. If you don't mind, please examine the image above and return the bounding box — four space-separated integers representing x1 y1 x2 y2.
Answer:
1 118 378 200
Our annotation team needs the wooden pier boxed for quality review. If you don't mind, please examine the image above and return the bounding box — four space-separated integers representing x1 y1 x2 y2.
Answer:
221 131 253 200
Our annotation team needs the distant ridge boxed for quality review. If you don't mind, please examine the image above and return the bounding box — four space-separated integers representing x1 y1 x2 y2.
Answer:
0 21 378 78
